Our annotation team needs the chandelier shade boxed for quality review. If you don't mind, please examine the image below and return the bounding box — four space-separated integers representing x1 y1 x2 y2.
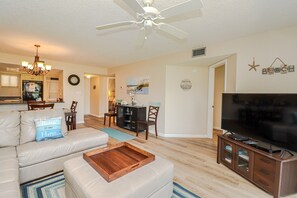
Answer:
22 45 51 76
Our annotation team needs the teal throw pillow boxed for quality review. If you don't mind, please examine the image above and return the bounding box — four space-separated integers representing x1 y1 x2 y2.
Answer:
35 117 63 142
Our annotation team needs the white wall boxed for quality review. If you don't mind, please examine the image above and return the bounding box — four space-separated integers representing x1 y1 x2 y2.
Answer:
109 58 168 134
225 55 237 93
109 25 297 137
164 65 209 137
0 52 107 123
206 26 297 93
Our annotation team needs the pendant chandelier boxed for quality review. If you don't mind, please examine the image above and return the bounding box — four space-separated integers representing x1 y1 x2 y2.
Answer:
21 45 51 76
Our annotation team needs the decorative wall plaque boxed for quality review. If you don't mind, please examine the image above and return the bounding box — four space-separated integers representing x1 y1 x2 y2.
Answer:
180 79 192 90
262 57 295 75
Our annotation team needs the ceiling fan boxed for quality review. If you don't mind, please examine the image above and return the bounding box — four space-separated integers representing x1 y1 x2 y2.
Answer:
96 0 203 42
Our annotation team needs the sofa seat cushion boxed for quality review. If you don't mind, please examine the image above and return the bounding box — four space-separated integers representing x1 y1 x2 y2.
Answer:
0 158 19 184
0 181 21 198
0 111 20 147
0 147 17 160
20 109 68 144
17 128 108 167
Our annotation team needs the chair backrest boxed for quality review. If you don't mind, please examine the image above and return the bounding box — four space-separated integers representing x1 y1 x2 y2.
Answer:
29 103 54 110
112 100 123 113
148 106 160 122
27 100 45 110
70 101 78 112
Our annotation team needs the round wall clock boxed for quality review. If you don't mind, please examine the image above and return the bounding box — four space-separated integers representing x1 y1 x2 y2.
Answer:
68 74 80 86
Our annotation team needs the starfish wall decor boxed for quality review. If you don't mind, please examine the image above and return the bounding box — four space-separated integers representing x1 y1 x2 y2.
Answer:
248 57 260 71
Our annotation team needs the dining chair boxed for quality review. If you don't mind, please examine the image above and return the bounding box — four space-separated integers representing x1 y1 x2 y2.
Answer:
70 101 78 112
29 103 54 110
104 103 117 127
66 101 78 131
27 100 45 110
137 105 160 140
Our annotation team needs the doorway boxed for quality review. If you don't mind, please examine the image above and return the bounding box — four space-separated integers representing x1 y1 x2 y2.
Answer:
107 77 115 112
207 59 227 139
213 65 225 138
89 76 100 116
84 74 115 118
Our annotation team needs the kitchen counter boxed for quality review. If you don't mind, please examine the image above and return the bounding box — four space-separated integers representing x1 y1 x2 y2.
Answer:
0 101 66 112
0 101 64 105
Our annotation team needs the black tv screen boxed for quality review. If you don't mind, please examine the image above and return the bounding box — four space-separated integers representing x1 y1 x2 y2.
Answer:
221 93 297 152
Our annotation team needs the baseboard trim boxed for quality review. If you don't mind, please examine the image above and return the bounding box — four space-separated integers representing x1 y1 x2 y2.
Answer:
213 126 222 130
89 114 102 118
158 133 209 138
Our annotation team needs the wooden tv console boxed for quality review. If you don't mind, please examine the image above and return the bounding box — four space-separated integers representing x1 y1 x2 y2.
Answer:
217 134 297 198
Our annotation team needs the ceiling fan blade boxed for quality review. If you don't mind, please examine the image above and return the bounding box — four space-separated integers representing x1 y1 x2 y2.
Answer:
122 0 145 14
157 23 188 39
96 21 136 30
160 0 203 18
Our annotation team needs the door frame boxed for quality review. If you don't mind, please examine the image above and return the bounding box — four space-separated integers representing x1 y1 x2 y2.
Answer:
207 59 227 138
106 77 115 112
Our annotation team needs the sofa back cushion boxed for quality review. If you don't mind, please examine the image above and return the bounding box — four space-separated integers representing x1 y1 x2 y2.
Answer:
0 111 21 147
20 109 67 144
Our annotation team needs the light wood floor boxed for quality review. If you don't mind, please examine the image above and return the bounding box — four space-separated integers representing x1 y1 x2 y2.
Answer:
78 115 296 198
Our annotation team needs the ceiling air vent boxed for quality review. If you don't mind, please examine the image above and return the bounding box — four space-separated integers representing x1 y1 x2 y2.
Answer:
192 47 206 57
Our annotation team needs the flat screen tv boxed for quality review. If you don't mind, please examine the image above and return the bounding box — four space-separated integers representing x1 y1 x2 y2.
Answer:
221 93 297 153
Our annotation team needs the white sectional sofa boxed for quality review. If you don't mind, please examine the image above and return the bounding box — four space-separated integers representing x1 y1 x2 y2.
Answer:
0 109 109 198
0 147 20 197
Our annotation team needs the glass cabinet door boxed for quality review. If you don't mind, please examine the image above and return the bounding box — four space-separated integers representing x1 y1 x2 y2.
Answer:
235 146 253 179
221 141 234 168
116 106 124 126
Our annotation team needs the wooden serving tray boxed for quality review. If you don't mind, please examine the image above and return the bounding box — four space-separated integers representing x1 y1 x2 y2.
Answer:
83 142 155 182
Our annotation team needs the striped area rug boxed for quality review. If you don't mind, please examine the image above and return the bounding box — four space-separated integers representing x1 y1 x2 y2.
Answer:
21 172 200 198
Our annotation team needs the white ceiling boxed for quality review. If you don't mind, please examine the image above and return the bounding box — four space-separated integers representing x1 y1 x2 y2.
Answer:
0 0 297 68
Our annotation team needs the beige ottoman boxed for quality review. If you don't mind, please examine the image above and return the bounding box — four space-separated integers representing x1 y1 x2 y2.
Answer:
64 156 174 198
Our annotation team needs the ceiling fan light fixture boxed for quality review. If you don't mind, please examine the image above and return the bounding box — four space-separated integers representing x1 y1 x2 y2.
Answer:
143 6 159 16
144 19 153 28
96 0 203 42
143 0 154 6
